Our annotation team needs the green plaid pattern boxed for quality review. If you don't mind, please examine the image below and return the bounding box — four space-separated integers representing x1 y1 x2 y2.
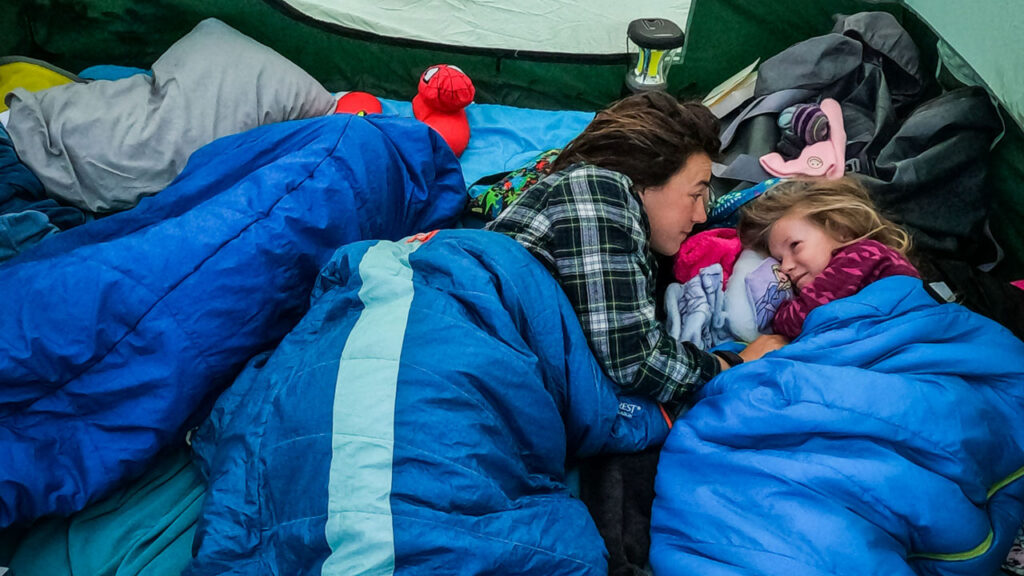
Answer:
486 165 719 409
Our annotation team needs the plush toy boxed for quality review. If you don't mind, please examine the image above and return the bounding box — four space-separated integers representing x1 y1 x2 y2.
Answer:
760 98 846 179
412 64 474 157
334 91 383 116
673 228 743 286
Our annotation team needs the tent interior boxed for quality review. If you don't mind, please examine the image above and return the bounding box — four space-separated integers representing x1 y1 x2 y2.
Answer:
2 0 1024 574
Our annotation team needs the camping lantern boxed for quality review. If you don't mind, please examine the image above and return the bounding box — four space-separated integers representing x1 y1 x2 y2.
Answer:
625 18 685 93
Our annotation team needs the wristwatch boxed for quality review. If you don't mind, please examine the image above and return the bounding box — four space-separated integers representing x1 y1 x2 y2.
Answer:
712 349 744 368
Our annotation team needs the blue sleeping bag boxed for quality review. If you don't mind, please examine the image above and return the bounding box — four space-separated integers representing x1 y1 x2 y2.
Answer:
188 230 669 575
650 277 1024 576
0 113 466 527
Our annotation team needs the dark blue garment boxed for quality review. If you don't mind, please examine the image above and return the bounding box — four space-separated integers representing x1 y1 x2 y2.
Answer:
650 276 1024 576
0 210 57 261
0 113 466 527
188 230 669 576
0 123 86 261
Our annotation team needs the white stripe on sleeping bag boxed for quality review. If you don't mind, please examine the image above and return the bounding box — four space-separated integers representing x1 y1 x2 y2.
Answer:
322 239 422 576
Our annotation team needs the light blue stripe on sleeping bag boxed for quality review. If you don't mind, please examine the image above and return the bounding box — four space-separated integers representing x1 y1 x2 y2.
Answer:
322 239 422 576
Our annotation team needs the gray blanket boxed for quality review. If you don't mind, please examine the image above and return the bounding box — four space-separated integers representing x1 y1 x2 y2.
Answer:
4 18 335 212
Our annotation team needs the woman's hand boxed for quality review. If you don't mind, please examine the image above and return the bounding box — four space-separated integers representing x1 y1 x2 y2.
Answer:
714 334 790 372
738 334 789 363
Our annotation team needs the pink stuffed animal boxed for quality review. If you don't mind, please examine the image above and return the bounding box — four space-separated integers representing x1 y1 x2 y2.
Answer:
673 228 744 286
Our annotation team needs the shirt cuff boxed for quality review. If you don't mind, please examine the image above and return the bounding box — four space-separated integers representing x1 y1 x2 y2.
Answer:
699 349 722 384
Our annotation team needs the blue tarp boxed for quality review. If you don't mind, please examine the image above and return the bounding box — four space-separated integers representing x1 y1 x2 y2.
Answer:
0 113 465 527
189 230 669 575
651 276 1024 576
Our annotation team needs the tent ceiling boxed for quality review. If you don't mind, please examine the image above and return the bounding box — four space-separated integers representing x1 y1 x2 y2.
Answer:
904 0 1022 129
279 0 692 56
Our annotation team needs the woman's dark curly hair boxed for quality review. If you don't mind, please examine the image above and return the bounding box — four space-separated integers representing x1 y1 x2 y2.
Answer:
549 91 720 191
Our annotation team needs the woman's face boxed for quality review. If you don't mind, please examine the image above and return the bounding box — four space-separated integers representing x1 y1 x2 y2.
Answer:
767 212 844 291
639 153 712 257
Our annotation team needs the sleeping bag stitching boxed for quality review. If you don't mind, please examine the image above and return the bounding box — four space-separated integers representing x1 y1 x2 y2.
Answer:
17 119 353 406
389 510 606 570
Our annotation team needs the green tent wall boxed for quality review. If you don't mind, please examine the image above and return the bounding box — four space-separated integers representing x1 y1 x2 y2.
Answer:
5 0 1024 277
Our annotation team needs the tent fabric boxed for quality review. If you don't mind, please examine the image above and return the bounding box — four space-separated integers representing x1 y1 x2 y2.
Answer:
0 112 465 528
650 276 1024 576
188 230 669 575
988 123 1024 278
903 0 1023 130
9 0 632 110
7 0 1022 126
280 0 691 55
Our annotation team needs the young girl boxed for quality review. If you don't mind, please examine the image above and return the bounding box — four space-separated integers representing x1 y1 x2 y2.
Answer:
737 177 920 339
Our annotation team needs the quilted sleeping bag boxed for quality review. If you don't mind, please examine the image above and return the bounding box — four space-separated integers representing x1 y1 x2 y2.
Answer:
188 230 670 575
0 113 466 527
650 276 1024 576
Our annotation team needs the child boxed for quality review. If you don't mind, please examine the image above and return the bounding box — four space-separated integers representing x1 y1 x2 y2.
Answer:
737 177 920 339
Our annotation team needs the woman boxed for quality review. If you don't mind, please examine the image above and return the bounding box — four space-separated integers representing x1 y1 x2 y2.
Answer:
487 91 783 414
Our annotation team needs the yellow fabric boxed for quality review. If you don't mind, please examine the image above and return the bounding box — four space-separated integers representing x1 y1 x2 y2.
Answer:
0 61 76 112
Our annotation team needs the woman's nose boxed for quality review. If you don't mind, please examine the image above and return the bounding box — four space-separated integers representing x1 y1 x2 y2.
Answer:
693 199 708 224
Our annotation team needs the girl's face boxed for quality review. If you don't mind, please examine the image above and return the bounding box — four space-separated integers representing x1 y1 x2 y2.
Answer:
767 212 845 291
639 153 712 257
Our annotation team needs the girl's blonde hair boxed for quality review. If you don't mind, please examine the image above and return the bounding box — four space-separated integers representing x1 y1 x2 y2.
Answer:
737 177 912 255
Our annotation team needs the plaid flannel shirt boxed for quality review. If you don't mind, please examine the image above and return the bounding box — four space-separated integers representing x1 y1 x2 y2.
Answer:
486 164 720 409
